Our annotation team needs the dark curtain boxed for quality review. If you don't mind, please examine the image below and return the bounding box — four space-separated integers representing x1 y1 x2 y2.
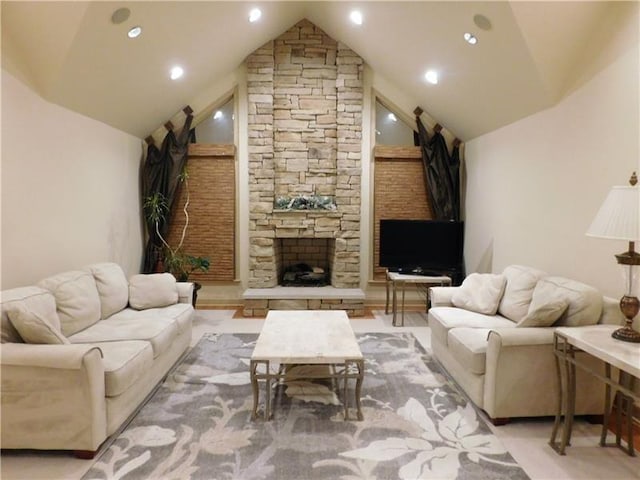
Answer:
415 115 460 221
141 114 194 273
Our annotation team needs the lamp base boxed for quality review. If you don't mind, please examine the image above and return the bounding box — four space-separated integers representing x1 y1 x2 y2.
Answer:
612 325 640 343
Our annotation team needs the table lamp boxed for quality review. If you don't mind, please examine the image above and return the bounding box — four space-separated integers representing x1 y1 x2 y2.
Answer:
586 172 640 343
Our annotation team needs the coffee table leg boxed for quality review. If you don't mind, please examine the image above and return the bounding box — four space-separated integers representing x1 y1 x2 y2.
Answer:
343 366 350 421
265 360 271 420
250 360 259 420
355 360 364 421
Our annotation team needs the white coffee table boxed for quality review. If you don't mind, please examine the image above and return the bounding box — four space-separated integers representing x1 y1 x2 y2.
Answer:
250 310 365 421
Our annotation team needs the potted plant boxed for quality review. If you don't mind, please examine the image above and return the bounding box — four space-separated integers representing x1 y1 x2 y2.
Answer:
143 167 210 306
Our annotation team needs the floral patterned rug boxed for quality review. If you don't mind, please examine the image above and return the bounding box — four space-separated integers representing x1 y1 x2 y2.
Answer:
83 333 529 480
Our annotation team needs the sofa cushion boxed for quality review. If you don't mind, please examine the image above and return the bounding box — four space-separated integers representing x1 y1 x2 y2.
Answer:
529 276 603 327
93 340 154 397
498 265 547 322
451 273 507 315
428 307 514 348
128 273 178 310
86 263 129 319
108 303 193 334
38 271 101 336
6 293 69 345
447 328 491 375
516 300 568 328
1 286 53 343
68 316 178 358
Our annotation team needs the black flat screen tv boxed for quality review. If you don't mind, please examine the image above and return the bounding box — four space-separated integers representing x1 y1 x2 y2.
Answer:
380 219 464 274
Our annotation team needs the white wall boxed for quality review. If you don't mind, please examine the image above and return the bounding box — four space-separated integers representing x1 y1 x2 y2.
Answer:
1 70 143 288
464 6 639 299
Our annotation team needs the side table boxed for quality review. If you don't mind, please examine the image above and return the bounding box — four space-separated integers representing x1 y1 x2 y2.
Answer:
550 325 640 456
385 272 451 326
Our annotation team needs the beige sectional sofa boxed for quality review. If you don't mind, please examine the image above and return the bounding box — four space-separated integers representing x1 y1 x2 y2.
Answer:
428 265 625 424
1 263 194 457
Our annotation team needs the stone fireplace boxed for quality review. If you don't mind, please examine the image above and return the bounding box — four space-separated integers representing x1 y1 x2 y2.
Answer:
243 19 365 316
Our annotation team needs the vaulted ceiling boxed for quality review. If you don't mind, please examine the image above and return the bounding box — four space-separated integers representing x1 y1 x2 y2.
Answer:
1 1 622 141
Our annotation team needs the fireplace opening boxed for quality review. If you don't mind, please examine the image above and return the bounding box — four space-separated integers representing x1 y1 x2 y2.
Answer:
282 263 330 287
276 238 335 287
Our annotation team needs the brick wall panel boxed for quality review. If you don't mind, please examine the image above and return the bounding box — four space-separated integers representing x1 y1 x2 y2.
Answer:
373 157 433 279
166 155 235 281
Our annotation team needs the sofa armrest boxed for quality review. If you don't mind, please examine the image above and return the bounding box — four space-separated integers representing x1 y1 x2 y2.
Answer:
486 327 555 347
1 343 107 452
429 286 460 307
482 326 605 419
1 342 103 368
176 282 194 304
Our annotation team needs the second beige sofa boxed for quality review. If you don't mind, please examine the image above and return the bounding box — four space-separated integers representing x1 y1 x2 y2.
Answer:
428 265 624 423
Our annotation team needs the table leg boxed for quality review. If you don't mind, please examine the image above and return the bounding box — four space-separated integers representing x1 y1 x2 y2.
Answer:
265 360 272 420
550 339 564 450
385 275 390 314
355 360 364 421
250 360 259 420
343 366 350 421
615 380 623 448
557 344 574 454
624 392 635 456
621 374 636 456
401 282 406 326
600 363 612 447
392 280 398 326
566 354 576 443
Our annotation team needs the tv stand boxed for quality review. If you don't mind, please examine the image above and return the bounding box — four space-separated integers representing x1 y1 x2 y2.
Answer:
391 266 464 285
385 271 452 326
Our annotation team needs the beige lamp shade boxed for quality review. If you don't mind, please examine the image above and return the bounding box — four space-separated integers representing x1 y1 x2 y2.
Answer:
586 186 639 241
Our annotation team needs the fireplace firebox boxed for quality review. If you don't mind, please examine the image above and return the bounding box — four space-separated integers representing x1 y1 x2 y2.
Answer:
275 238 335 287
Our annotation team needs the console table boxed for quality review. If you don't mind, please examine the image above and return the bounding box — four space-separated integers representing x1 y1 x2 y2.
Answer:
550 325 640 456
385 272 451 326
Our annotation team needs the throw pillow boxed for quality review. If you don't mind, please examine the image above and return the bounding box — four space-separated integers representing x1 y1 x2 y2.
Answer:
86 262 129 319
497 265 547 322
451 273 507 315
129 273 179 310
516 299 568 327
528 277 602 327
37 270 102 337
7 295 69 344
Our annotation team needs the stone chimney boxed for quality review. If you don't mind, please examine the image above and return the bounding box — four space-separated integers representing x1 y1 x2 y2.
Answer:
247 19 363 289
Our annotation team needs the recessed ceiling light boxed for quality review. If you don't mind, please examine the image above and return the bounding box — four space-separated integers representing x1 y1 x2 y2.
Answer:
350 10 363 25
213 110 223 120
425 70 439 85
249 8 262 23
170 66 184 80
387 113 397 122
463 32 477 45
127 26 142 39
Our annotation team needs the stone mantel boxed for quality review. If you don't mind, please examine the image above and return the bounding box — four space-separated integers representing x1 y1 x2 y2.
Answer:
272 210 342 217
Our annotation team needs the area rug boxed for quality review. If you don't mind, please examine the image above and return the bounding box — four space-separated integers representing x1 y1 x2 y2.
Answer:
83 333 529 480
